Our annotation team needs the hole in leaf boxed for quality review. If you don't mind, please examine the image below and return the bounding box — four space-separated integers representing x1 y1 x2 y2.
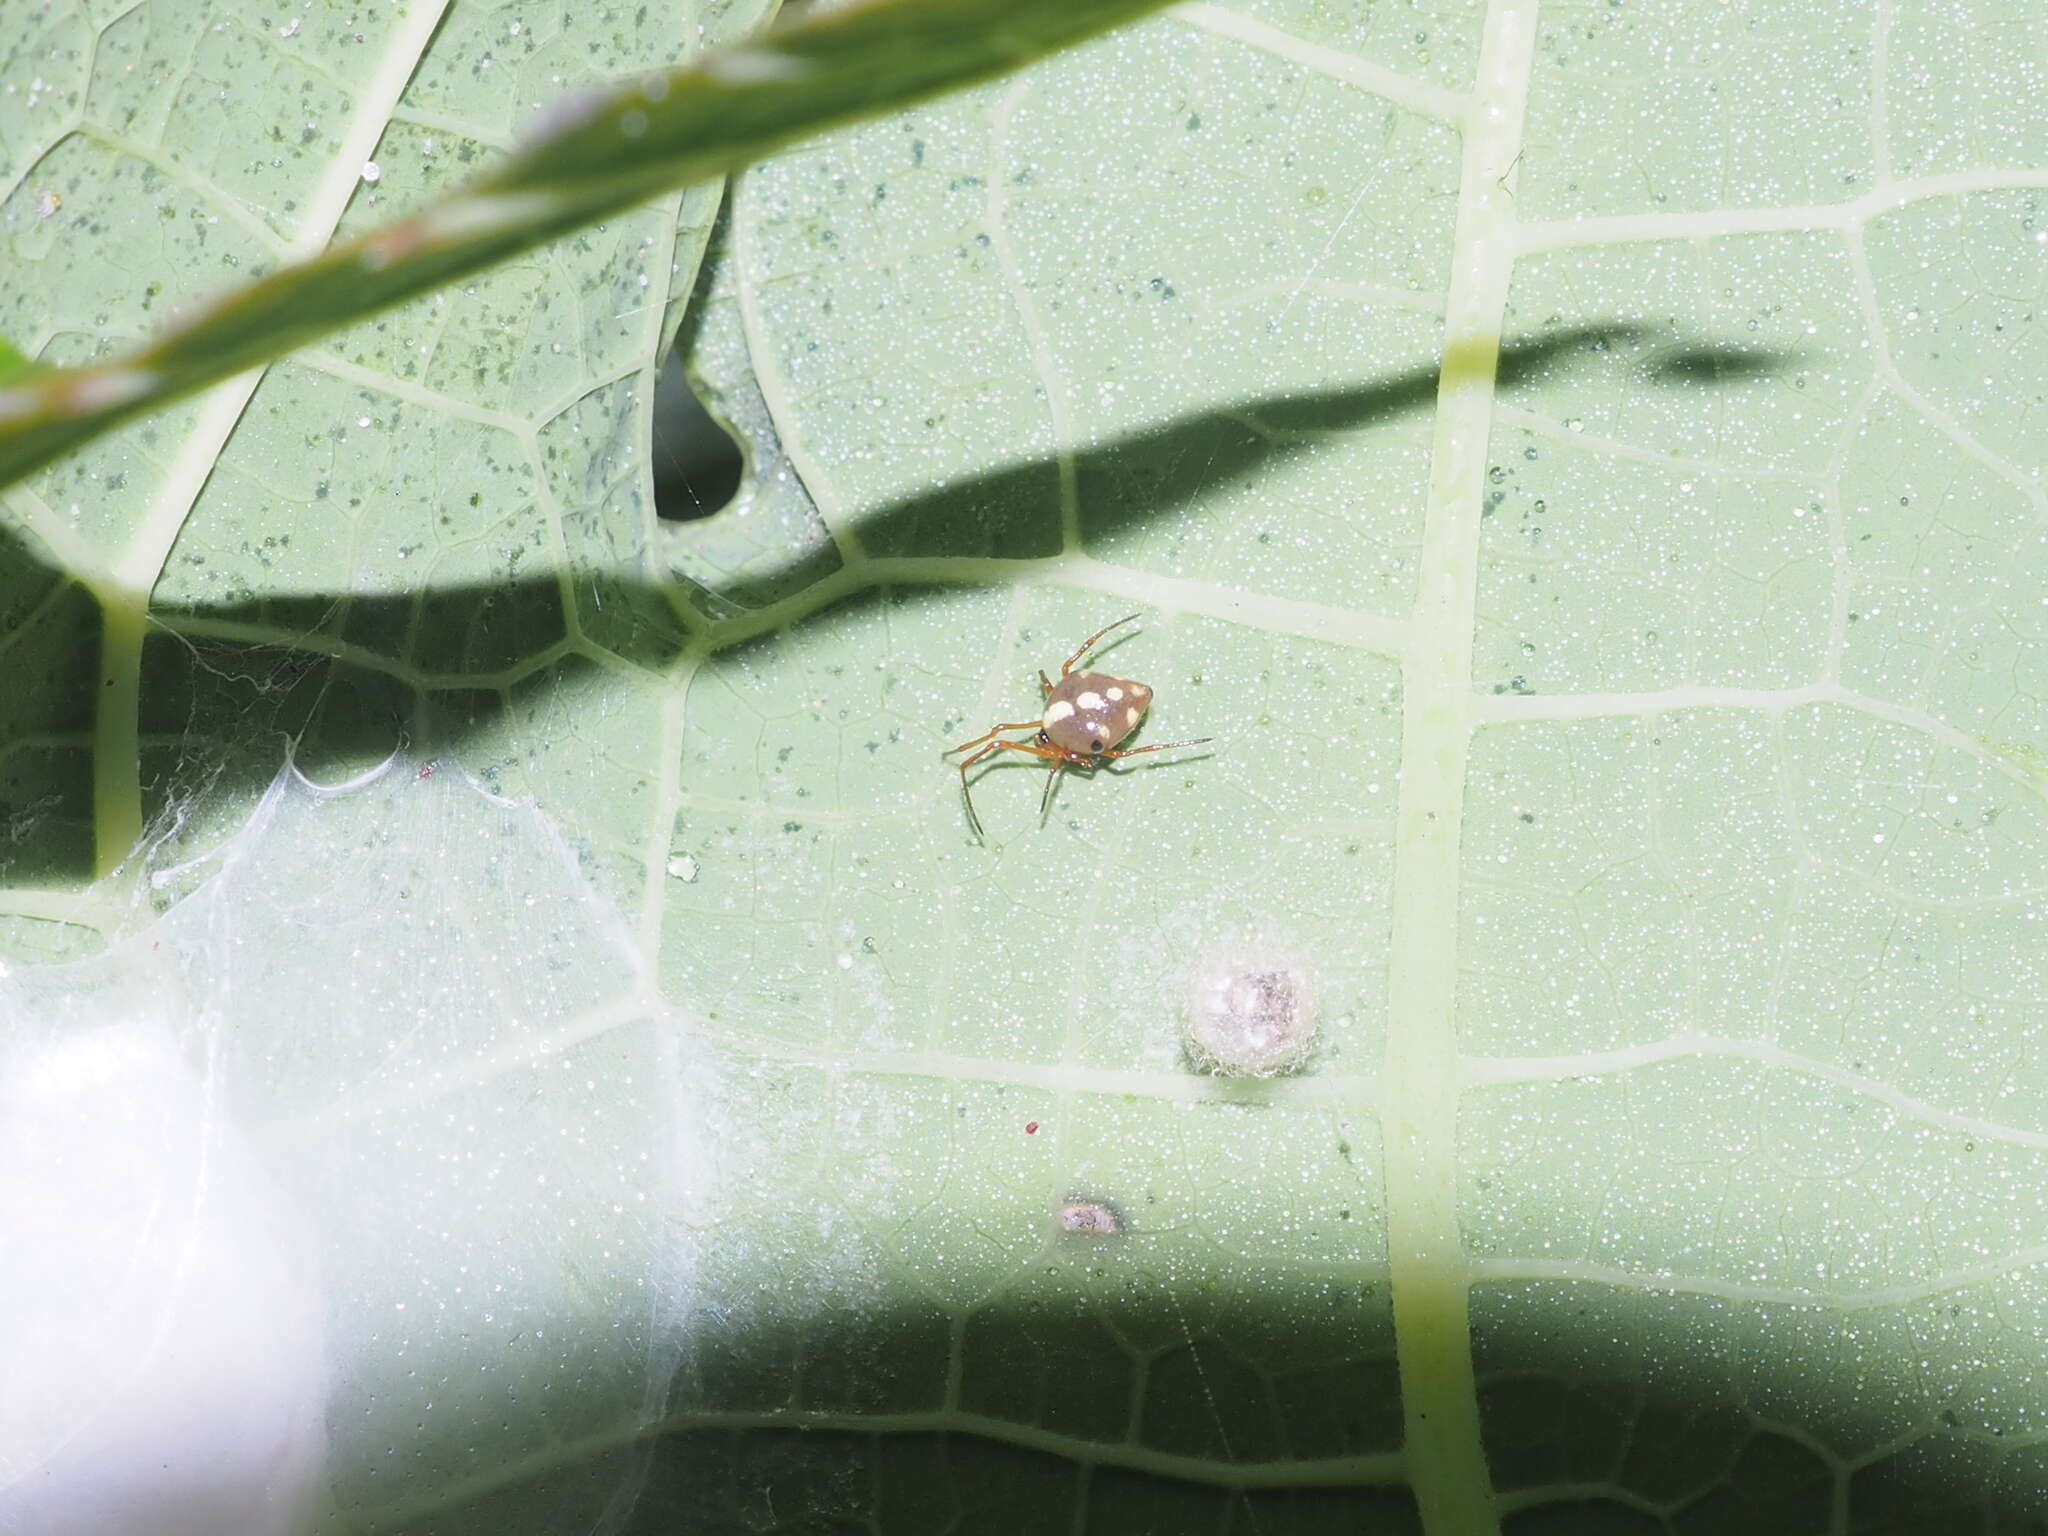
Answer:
652 347 742 521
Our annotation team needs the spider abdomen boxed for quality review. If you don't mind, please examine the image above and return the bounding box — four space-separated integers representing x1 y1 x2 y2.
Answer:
1041 670 1151 756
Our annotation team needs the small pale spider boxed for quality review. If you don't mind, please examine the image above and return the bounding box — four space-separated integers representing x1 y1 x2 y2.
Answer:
947 614 1211 838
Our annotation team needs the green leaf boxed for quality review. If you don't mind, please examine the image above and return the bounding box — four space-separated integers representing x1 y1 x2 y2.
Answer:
0 0 1175 493
5 1 2048 1534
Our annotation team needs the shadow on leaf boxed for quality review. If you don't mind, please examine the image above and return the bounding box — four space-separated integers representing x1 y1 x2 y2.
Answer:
6 323 1788 899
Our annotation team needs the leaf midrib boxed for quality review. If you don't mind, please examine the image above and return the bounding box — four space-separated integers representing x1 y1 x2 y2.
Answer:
1381 3 1537 1532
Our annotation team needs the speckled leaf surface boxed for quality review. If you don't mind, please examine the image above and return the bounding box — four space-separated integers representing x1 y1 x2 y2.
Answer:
0 0 1180 488
4 2 2048 1534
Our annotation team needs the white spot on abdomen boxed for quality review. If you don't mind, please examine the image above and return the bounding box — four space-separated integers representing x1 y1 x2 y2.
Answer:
1044 699 1077 725
1075 691 1104 712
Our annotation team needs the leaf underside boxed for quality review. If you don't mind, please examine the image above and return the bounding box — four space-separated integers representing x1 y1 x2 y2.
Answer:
1 1 2046 1534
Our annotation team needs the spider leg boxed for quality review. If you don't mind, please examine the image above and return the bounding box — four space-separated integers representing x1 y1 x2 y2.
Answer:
949 719 1043 755
1038 670 1054 697
1059 614 1141 677
1039 757 1065 822
1097 736 1214 760
955 736 1064 839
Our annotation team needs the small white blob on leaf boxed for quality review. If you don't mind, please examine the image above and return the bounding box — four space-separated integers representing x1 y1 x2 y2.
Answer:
1057 1199 1124 1237
1181 941 1318 1077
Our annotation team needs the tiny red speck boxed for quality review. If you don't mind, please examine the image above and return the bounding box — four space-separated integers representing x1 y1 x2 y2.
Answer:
1024 1121 1039 1135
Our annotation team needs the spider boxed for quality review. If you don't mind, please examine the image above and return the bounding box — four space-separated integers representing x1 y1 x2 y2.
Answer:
947 615 1211 838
